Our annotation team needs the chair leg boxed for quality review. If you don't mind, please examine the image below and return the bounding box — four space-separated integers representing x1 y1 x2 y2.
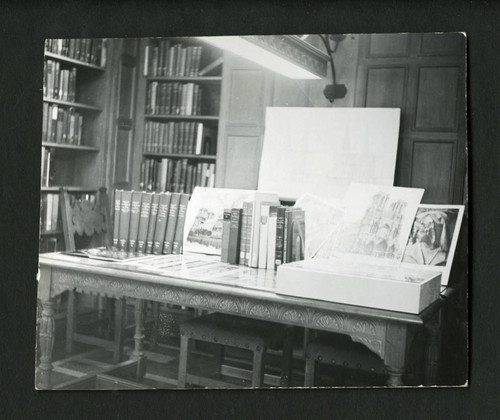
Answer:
149 301 160 351
280 334 294 387
213 343 225 378
251 348 265 387
97 295 106 337
178 335 192 388
304 357 316 387
112 298 125 364
65 290 76 355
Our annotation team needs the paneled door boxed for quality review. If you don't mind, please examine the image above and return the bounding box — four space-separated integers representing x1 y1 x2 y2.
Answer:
355 33 466 204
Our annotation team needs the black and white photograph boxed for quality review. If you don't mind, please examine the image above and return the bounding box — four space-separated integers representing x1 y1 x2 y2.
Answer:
3 2 500 418
35 33 469 391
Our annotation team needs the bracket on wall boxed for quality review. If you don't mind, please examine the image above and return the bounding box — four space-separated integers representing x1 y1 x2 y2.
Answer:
319 34 348 103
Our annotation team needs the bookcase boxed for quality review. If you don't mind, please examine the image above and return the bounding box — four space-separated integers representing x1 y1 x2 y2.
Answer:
133 38 223 193
40 39 114 252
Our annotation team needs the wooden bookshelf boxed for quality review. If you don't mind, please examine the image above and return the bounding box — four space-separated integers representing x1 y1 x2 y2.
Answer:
143 152 217 161
43 97 103 112
133 38 224 194
40 38 114 253
41 142 100 152
44 51 106 71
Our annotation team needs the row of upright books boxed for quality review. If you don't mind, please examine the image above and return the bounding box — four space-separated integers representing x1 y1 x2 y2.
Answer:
42 103 84 145
43 60 77 101
40 148 53 187
45 38 108 67
140 158 216 194
221 204 305 270
113 190 190 255
143 121 216 155
40 193 60 232
146 82 202 116
144 41 203 77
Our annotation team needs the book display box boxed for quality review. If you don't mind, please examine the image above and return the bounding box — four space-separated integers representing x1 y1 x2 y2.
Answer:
276 259 442 314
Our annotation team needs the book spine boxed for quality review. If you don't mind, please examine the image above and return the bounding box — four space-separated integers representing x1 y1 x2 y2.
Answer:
172 193 190 254
221 208 231 263
291 209 306 262
228 208 243 265
239 202 248 265
118 190 132 251
127 191 143 252
152 192 172 254
283 207 292 263
145 193 160 254
136 192 152 253
162 192 180 254
267 205 278 270
258 204 270 269
275 206 286 268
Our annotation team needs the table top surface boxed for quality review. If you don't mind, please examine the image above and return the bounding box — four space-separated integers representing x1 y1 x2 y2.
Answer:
38 252 446 324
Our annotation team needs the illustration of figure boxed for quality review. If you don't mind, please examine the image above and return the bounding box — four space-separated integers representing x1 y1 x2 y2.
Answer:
403 210 450 266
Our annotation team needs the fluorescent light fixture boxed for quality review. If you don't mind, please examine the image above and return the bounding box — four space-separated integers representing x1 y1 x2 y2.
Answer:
197 35 329 79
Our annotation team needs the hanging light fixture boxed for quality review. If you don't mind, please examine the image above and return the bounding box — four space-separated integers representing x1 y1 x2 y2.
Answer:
197 35 329 80
318 34 348 103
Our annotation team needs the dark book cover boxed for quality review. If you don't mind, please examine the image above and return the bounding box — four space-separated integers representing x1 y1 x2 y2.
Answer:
136 192 153 253
152 192 172 254
228 207 243 265
127 191 143 252
162 192 181 254
274 205 286 268
221 208 231 263
145 193 160 254
118 190 132 251
172 193 190 254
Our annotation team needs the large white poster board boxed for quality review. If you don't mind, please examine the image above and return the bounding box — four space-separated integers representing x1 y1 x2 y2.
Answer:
258 107 401 201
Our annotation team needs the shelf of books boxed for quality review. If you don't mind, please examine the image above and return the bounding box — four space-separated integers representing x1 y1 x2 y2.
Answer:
40 38 110 253
138 38 223 195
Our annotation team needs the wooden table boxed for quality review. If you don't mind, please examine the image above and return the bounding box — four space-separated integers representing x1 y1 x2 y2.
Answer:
37 252 447 389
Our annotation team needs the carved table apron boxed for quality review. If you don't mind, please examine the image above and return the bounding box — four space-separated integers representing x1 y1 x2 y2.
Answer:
37 254 443 389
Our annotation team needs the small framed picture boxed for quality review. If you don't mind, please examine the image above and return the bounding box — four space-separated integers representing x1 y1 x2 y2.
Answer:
402 204 465 286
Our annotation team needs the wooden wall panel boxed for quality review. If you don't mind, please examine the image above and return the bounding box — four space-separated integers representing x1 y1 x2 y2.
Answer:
224 135 261 189
217 53 274 189
228 70 266 126
420 33 464 56
369 34 410 57
415 67 459 131
411 141 454 203
366 67 407 108
356 33 466 203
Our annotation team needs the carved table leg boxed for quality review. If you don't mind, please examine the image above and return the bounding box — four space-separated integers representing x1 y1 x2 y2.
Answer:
384 322 413 387
37 298 56 389
130 298 147 381
423 315 442 386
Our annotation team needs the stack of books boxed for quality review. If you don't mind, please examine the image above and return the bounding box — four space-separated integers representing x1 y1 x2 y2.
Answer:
43 61 77 101
143 121 216 155
113 190 190 255
143 41 203 77
220 203 305 269
42 104 83 145
140 158 215 194
145 82 202 116
45 38 108 67
40 193 60 233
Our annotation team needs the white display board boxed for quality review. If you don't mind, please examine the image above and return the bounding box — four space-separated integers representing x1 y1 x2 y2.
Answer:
258 107 401 201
